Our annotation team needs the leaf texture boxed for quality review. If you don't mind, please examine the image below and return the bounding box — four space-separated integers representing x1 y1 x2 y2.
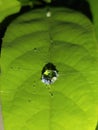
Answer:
1 8 98 130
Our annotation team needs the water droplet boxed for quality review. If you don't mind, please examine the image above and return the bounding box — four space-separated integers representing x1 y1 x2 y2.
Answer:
50 91 53 97
32 81 36 87
46 11 51 17
34 48 37 52
41 63 59 85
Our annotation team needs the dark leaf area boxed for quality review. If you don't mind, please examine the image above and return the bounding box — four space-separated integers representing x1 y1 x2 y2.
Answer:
96 123 98 130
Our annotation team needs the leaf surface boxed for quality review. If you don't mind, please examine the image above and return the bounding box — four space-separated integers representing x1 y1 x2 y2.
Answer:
1 8 98 130
0 0 20 22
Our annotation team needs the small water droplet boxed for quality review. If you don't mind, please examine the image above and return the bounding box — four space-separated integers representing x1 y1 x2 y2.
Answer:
41 63 58 85
34 48 37 52
32 81 36 87
50 92 53 97
46 11 51 17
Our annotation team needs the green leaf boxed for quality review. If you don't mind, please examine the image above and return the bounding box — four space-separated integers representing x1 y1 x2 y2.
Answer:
43 0 52 3
0 0 20 22
87 0 98 42
17 0 51 6
1 8 98 130
17 0 35 6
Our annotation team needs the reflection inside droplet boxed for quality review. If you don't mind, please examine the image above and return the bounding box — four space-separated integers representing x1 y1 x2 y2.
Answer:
41 63 58 85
